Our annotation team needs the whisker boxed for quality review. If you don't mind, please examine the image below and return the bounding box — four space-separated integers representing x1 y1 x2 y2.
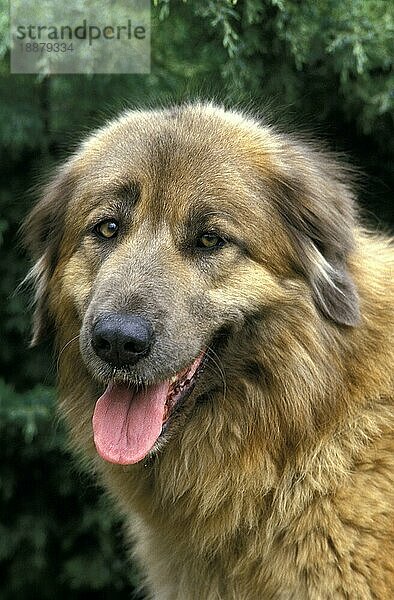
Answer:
56 334 80 373
205 345 227 402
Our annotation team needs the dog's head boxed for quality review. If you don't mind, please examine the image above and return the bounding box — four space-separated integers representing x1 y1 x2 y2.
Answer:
24 104 360 465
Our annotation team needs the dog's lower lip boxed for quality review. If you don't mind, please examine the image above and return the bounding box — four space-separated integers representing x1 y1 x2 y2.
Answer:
162 364 203 429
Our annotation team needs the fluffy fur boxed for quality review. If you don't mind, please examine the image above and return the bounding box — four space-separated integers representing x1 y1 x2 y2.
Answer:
24 104 394 599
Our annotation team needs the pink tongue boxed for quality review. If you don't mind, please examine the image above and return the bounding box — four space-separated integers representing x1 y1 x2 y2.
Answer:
92 380 170 465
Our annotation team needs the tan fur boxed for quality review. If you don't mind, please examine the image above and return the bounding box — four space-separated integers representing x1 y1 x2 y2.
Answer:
24 104 394 599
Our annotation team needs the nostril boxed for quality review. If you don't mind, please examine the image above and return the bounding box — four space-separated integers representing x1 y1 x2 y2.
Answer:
95 336 111 352
124 339 149 354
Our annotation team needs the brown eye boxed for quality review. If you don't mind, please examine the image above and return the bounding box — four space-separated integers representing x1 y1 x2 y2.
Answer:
94 219 119 239
197 233 225 249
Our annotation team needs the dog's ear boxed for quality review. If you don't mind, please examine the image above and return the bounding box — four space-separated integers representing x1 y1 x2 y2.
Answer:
23 165 75 345
271 142 360 327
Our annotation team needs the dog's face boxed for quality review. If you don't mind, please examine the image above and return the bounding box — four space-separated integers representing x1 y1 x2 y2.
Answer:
25 104 360 465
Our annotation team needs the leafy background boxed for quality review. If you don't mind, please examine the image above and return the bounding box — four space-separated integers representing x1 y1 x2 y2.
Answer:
0 0 393 597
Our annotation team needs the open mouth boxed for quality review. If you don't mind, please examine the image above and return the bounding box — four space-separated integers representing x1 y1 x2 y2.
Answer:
92 350 207 465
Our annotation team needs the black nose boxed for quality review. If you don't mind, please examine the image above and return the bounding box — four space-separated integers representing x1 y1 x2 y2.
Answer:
91 314 154 367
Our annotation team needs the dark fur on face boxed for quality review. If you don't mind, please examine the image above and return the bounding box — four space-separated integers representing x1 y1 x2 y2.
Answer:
24 104 394 599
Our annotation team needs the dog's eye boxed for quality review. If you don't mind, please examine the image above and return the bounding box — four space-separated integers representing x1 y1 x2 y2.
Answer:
94 220 119 239
197 233 225 249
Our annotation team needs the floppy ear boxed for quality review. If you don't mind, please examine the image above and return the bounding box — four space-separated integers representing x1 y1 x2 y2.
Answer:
271 142 360 327
23 165 75 345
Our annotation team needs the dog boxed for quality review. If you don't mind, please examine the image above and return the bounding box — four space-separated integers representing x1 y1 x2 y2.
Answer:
24 103 394 599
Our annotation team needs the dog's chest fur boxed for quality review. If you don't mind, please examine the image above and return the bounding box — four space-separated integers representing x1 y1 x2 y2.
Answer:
98 390 394 600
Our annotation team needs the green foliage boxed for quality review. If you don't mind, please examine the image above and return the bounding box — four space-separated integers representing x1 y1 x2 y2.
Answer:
0 380 140 599
0 0 392 598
